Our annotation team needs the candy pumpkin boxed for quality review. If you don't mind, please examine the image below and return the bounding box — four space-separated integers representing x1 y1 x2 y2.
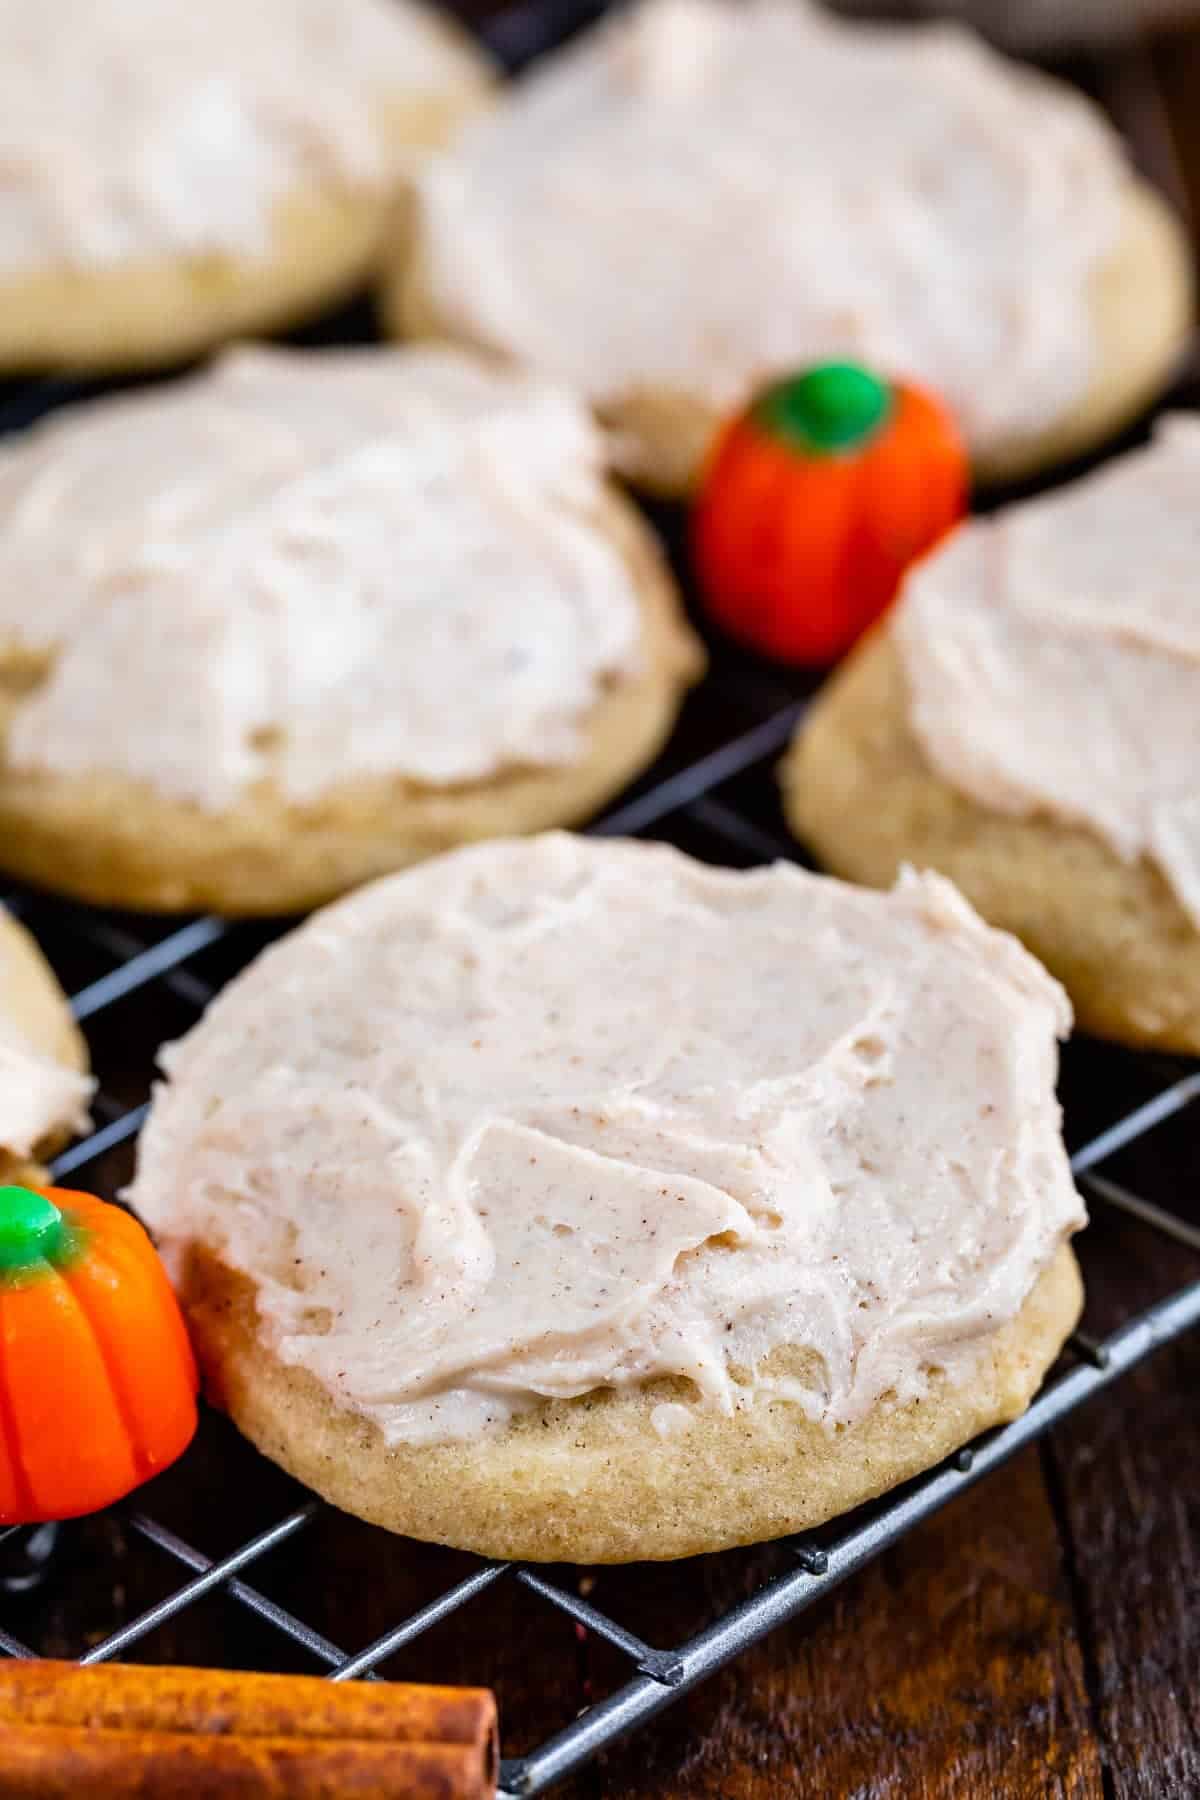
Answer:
692 361 967 665
0 1185 197 1523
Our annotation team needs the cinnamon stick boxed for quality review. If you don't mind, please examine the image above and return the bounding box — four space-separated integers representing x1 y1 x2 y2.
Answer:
0 1662 498 1800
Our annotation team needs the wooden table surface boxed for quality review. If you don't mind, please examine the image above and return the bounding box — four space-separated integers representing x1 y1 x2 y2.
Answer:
3 6 1200 1796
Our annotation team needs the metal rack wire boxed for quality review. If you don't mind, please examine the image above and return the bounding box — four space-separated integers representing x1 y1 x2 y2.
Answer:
1 5 1199 1793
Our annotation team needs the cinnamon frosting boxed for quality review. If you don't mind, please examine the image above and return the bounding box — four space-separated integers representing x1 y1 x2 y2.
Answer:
410 0 1129 453
0 0 485 274
0 911 91 1162
895 415 1200 929
129 835 1083 1446
0 347 645 812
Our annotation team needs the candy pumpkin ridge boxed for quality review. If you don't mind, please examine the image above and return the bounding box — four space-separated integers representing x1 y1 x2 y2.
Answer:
0 1317 33 1517
0 1184 200 1524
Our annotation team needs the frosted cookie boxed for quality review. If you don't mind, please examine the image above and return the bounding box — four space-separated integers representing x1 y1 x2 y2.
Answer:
0 908 91 1185
0 0 491 371
783 416 1200 1054
0 347 701 915
129 834 1084 1563
388 0 1192 495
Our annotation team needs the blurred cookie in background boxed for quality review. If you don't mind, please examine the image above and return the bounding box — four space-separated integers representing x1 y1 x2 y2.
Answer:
783 417 1200 1055
0 0 492 372
0 346 702 914
0 908 91 1185
390 0 1192 495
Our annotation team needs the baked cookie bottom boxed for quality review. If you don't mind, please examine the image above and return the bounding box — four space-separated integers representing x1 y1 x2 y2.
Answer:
390 178 1193 497
0 907 89 1183
781 631 1200 1054
177 1239 1080 1564
0 493 704 915
0 66 492 374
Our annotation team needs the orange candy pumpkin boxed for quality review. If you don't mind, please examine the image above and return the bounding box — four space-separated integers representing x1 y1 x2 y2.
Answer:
692 362 968 665
0 1184 198 1524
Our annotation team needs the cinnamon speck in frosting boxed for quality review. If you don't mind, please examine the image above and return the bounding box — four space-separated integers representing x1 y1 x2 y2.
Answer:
129 836 1084 1446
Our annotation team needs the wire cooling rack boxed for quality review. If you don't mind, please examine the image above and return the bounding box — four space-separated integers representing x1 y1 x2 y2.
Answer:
2 4 1200 1793
2 743 1200 1795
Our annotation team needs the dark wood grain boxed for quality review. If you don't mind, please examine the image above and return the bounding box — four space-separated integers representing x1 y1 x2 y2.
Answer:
1152 30 1200 237
559 1453 1103 1799
1046 1195 1200 1797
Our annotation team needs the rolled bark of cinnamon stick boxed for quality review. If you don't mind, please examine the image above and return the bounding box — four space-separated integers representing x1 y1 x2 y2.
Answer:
0 1662 498 1800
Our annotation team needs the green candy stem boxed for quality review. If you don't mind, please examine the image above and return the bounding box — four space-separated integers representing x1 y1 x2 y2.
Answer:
754 361 892 454
0 1186 64 1272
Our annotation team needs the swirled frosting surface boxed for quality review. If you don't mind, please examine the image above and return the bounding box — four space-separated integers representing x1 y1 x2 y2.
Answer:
0 0 485 273
0 347 644 811
130 835 1083 1446
412 0 1128 453
0 909 91 1161
896 414 1200 928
